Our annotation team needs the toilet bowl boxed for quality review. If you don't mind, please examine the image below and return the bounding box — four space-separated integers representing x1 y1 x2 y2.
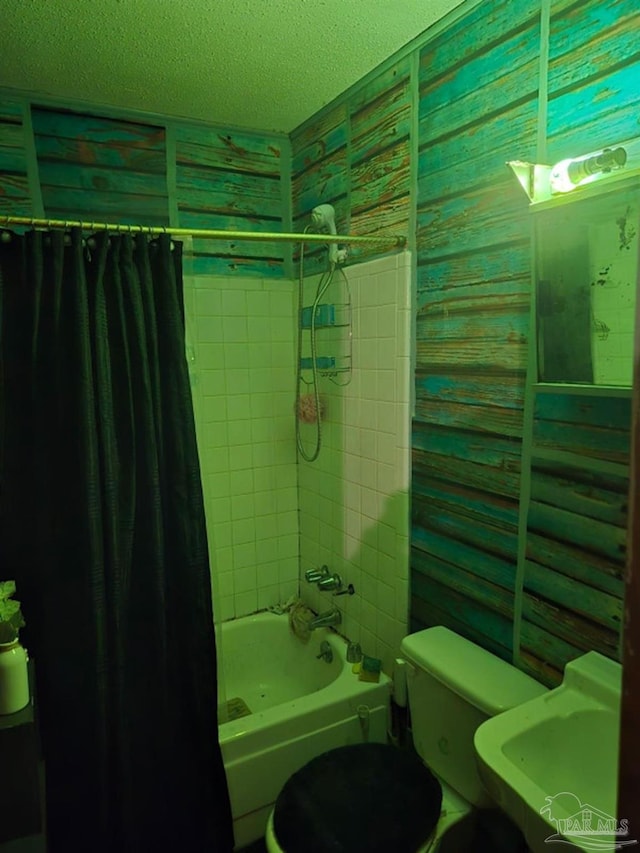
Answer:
265 626 546 852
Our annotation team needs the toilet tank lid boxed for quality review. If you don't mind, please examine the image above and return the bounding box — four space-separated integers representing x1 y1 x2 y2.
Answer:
400 626 547 715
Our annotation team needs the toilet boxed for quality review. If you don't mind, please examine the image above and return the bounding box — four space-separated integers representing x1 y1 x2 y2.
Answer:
265 625 547 852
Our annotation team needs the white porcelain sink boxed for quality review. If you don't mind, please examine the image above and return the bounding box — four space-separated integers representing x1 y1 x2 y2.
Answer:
474 651 624 853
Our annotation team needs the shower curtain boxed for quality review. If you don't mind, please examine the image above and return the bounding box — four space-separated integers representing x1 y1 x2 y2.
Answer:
0 229 233 852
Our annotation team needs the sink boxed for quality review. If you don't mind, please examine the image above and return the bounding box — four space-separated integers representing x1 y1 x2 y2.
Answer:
474 651 624 853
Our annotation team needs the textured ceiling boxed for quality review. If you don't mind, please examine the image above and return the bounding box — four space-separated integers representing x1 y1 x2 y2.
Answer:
0 0 468 133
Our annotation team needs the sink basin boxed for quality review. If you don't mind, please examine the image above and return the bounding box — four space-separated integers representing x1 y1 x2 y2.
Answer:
474 651 623 853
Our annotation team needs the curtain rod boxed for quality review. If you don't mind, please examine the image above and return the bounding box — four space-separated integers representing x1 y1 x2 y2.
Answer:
0 215 407 249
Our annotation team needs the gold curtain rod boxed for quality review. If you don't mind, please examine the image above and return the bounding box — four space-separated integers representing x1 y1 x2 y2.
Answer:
0 215 407 248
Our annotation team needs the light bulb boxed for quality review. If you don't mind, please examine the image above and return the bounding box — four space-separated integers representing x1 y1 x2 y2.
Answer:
550 146 627 194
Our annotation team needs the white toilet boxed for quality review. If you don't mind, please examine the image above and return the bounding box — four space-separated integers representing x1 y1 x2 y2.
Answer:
265 626 547 852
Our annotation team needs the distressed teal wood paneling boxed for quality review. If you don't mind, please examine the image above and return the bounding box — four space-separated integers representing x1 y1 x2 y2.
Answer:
546 0 640 157
291 105 348 220
411 559 515 660
176 125 281 177
292 145 349 220
351 139 410 210
413 424 522 500
291 104 348 178
174 123 285 278
290 105 349 270
548 0 639 90
532 393 631 463
348 58 412 262
419 0 541 75
410 1 540 657
419 28 539 144
418 100 538 202
176 166 282 219
9 107 288 279
290 59 411 266
350 59 411 164
520 393 630 684
417 182 531 259
0 99 31 216
32 107 169 226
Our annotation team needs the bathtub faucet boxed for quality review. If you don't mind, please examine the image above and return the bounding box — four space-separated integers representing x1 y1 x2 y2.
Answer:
308 607 342 631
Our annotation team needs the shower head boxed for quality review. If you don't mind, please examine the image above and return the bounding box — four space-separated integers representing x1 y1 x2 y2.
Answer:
311 204 337 235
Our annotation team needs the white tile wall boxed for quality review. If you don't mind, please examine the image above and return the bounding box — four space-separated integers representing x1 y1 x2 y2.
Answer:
184 251 414 675
298 251 413 675
184 273 299 621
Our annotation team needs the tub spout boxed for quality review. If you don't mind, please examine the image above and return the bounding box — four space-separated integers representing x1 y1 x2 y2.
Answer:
308 607 341 630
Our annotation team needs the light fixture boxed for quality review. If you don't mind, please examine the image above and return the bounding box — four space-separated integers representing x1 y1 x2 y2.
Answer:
549 146 627 193
507 135 639 205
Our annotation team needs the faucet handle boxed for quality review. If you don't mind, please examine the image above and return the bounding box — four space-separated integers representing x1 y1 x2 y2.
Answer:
305 565 329 584
317 572 342 592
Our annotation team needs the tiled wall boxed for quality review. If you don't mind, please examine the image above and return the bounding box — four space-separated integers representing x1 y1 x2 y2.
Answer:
298 252 413 674
183 269 299 621
184 250 413 674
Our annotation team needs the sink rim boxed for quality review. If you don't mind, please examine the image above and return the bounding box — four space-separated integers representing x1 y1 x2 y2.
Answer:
473 650 622 851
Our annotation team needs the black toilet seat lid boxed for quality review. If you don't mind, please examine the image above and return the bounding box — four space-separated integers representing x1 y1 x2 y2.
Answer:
273 742 443 853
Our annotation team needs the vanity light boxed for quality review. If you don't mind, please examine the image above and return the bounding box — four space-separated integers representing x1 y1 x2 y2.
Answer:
549 146 627 193
507 135 638 205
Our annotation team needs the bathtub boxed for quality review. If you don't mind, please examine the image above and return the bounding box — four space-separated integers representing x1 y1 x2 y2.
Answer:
218 611 391 850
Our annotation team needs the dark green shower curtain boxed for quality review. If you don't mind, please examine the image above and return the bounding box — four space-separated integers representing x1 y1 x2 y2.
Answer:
0 229 233 852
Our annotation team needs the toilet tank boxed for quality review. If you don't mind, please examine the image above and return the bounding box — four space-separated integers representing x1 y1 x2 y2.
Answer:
400 626 546 807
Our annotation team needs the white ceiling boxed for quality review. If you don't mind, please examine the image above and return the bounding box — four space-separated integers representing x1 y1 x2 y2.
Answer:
0 0 468 134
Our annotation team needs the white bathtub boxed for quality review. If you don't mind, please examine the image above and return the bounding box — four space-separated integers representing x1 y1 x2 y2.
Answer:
218 611 391 850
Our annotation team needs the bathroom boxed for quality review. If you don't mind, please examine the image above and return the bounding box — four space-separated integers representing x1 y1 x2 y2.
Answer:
0 0 638 850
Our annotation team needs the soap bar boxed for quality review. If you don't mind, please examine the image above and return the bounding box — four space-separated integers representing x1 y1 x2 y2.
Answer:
358 655 382 683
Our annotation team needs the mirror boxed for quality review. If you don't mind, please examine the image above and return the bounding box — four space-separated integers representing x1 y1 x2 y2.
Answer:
535 186 638 387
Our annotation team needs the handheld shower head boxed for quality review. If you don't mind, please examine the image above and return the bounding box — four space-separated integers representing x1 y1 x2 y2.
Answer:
311 204 339 264
311 204 337 235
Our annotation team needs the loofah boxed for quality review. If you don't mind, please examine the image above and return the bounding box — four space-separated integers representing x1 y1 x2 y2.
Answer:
296 393 325 424
288 600 315 643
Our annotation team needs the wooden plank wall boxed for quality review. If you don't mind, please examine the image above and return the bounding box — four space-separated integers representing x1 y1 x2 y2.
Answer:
0 99 31 217
175 125 285 277
290 56 412 267
411 0 540 661
517 0 640 684
1 102 288 278
32 108 169 226
546 0 640 164
289 0 638 679
521 394 629 684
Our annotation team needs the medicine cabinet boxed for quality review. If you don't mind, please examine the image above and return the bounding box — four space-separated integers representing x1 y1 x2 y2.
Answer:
534 183 638 388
